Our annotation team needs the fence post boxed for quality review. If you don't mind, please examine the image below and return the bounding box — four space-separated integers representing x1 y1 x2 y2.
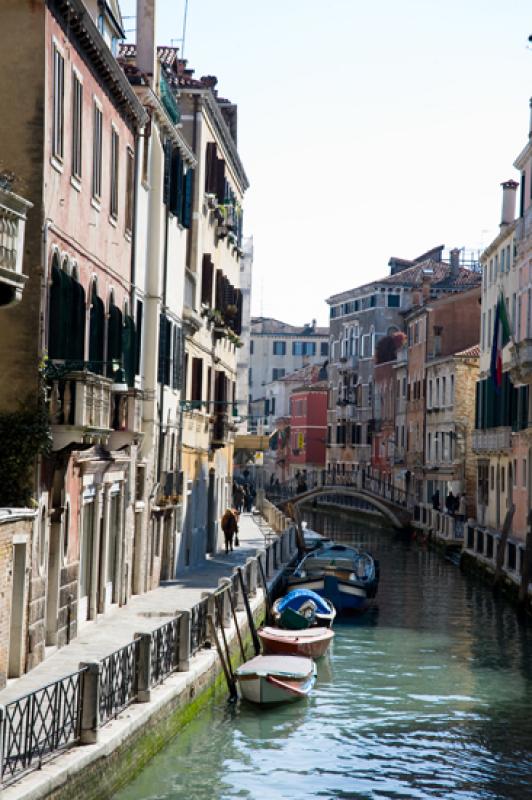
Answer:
218 578 233 627
178 610 191 672
79 661 101 745
136 633 153 702
233 569 245 611
246 558 257 596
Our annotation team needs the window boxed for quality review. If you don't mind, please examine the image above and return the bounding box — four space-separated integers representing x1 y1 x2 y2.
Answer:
321 341 329 356
250 340 254 355
442 377 446 406
72 71 83 179
272 368 285 380
125 148 134 234
387 294 400 308
500 248 505 273
292 341 316 356
191 357 203 406
92 102 103 200
110 126 119 219
273 341 286 356
52 42 65 160
523 458 527 488
450 374 454 404
428 380 433 407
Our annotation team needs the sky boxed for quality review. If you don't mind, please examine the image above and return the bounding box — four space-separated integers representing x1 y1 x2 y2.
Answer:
122 0 532 327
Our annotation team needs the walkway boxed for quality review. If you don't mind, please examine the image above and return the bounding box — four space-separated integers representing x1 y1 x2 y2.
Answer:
0 512 272 706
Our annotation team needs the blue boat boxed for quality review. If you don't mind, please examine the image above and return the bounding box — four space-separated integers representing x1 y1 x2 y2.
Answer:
272 588 336 629
287 544 379 612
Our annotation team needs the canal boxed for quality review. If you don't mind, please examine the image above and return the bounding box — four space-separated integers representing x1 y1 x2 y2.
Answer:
114 511 532 800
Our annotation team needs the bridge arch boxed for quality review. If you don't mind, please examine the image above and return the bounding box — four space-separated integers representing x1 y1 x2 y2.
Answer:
281 486 409 529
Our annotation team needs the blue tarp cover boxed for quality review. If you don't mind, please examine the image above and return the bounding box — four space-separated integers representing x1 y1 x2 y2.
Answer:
277 588 331 615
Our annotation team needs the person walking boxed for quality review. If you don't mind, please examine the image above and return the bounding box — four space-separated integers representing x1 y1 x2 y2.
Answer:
445 490 455 515
221 508 238 553
233 482 244 513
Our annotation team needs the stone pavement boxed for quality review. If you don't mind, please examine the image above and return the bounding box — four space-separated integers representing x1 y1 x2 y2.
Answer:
0 511 275 706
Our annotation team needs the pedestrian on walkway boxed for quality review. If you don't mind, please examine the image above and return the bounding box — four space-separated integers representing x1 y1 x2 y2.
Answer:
244 483 254 513
221 508 238 553
233 482 244 512
445 490 456 515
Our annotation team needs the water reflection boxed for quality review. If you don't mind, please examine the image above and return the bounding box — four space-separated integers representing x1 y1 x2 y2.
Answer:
114 511 532 800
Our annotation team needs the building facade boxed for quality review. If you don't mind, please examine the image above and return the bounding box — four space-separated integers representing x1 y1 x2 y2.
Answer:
249 317 329 429
326 247 481 481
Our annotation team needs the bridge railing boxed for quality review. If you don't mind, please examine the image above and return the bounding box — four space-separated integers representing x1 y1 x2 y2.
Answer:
265 467 416 513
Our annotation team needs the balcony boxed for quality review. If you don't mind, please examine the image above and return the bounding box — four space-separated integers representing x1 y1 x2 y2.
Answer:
211 412 229 449
472 427 512 453
109 389 144 447
0 183 32 306
159 73 181 125
49 371 113 449
505 340 532 385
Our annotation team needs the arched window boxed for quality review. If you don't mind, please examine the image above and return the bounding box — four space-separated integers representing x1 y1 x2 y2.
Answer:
48 254 70 359
107 293 123 378
70 270 85 361
89 280 105 374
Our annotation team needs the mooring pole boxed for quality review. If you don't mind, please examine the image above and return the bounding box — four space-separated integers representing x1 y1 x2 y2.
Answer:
208 614 237 701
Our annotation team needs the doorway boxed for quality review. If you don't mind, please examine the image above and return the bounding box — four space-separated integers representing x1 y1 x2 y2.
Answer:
8 543 27 678
207 469 216 554
45 519 61 646
79 500 95 623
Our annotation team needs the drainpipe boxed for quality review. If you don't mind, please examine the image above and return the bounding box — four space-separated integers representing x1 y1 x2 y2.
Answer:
130 132 140 314
157 203 170 483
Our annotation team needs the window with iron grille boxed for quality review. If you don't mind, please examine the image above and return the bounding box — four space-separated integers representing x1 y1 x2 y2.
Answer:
71 71 82 179
52 43 65 160
92 103 103 200
110 126 119 219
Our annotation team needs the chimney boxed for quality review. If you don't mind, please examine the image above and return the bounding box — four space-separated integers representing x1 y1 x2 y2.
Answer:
500 179 519 226
421 268 433 302
136 0 157 84
450 248 460 277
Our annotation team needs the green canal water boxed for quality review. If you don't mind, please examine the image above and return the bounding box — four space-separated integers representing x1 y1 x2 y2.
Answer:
114 512 532 800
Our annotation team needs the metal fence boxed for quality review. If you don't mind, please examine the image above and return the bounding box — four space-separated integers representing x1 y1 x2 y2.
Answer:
150 617 181 687
190 597 209 654
0 539 286 788
0 669 85 786
98 639 140 726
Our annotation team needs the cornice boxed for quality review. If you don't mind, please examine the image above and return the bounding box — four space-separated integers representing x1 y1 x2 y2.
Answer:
52 0 148 128
183 88 249 193
480 220 517 261
135 86 197 166
514 138 532 171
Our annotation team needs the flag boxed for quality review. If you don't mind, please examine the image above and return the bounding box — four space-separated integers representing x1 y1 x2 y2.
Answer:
269 430 279 451
490 293 511 392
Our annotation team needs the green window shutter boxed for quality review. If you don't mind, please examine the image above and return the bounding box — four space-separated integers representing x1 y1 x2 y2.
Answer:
169 148 182 217
182 168 193 228
48 262 63 359
69 278 86 362
107 302 123 377
158 313 167 384
89 285 105 374
135 299 143 376
163 140 172 206
122 316 136 387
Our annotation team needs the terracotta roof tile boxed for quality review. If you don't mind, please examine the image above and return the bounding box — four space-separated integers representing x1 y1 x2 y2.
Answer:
455 344 480 358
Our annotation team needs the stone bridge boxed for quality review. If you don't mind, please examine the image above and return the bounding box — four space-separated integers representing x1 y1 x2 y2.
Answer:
267 472 414 530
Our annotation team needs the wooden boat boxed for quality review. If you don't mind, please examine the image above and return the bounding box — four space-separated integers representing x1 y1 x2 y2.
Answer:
287 544 379 613
272 588 336 628
258 625 334 659
235 654 316 705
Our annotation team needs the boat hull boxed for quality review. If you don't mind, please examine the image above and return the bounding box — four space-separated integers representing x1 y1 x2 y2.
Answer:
235 655 317 705
288 574 371 612
258 626 334 659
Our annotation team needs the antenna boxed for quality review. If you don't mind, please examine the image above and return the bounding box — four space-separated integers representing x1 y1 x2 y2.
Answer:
181 0 190 58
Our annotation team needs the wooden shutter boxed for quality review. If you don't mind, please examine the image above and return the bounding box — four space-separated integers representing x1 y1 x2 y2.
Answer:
182 168 193 228
135 299 143 376
169 148 182 217
215 158 225 204
107 302 123 376
89 284 104 374
215 269 224 310
48 262 63 360
158 313 167 384
201 255 214 306
163 140 172 206
122 316 136 386
69 277 86 361
204 142 217 193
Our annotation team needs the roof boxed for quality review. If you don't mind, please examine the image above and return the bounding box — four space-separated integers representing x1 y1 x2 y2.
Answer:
280 363 328 386
455 344 480 359
251 317 329 336
327 256 481 304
